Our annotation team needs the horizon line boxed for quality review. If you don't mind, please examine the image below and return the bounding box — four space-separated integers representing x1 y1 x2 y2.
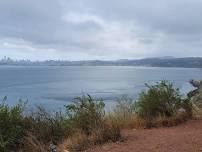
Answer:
1 56 202 62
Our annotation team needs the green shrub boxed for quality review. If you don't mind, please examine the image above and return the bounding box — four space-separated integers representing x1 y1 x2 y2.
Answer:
65 95 105 135
25 106 69 144
65 95 121 151
181 98 193 117
0 98 70 152
136 81 190 118
0 94 121 152
0 97 25 152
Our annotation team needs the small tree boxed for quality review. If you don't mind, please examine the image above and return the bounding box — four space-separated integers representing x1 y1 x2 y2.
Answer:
136 81 183 118
65 95 121 150
65 95 105 134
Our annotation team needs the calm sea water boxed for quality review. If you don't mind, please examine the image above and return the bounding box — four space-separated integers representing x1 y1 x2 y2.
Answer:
0 66 201 110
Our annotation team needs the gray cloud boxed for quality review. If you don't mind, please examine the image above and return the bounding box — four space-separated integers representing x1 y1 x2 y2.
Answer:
0 0 202 60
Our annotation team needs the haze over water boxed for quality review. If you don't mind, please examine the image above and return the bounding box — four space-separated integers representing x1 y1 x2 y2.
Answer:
0 66 201 110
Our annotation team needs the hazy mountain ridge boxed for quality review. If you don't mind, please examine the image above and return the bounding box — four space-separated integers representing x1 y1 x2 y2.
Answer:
1 57 202 68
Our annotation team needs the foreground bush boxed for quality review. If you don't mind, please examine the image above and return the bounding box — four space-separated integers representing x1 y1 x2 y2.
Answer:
136 81 192 118
65 95 105 135
0 95 121 152
65 95 121 151
25 106 69 143
0 99 70 152
0 97 25 152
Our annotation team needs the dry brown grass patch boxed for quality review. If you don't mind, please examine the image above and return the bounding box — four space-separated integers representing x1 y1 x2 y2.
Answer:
18 133 47 152
144 112 191 128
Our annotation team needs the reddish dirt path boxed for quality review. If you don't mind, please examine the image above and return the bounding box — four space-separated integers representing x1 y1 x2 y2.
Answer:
88 118 202 152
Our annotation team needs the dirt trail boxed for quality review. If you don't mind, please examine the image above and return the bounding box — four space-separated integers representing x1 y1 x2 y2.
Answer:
88 118 202 152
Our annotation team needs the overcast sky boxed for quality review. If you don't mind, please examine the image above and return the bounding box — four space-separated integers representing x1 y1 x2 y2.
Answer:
0 0 202 60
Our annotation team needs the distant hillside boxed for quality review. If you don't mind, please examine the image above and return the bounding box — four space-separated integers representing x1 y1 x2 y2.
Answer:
1 57 202 68
126 57 202 68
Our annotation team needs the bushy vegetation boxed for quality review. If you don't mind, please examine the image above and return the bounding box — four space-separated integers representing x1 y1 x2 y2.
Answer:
111 81 193 129
0 95 121 152
25 106 69 143
0 98 70 152
136 81 191 118
65 95 121 151
65 95 105 135
0 81 194 152
0 97 25 151
134 81 193 128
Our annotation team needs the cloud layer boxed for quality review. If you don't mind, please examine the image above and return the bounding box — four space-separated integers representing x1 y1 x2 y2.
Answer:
0 0 202 60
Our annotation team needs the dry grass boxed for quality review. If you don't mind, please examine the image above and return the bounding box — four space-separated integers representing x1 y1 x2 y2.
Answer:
108 113 146 129
145 112 191 128
108 110 192 130
192 103 202 118
127 116 148 129
66 131 90 152
58 117 121 152
18 133 47 152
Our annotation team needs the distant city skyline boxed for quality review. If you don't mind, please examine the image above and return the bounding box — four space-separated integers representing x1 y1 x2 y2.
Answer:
1 0 202 60
1 56 202 69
